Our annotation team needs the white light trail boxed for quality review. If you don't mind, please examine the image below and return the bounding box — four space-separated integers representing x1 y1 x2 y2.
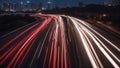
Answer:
69 17 99 68
68 16 120 68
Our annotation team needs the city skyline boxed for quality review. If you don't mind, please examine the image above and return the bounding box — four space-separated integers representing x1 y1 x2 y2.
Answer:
1 0 112 7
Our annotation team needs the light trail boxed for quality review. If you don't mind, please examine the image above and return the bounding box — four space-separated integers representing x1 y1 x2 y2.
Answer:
72 17 120 52
73 17 120 63
72 17 120 63
69 17 100 68
0 14 120 68
68 16 120 68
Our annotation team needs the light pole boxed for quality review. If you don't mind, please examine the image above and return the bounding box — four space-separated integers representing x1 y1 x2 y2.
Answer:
47 1 51 10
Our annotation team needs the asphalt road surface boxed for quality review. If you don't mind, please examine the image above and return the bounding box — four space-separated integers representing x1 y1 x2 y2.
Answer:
0 14 120 68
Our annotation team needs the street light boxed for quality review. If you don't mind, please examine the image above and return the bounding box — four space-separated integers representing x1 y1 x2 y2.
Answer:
27 1 30 4
47 1 51 9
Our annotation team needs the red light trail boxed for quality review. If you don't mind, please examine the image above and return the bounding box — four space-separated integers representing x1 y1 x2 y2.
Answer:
0 14 120 68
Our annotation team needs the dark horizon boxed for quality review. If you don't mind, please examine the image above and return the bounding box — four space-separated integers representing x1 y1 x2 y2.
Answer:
0 0 112 8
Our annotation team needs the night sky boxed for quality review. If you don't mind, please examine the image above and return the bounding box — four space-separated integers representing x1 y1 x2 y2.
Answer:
1 0 112 7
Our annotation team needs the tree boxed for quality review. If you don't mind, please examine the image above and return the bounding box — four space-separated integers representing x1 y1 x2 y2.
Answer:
112 0 120 6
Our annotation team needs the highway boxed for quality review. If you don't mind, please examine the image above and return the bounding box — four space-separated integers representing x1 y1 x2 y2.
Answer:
0 14 120 68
